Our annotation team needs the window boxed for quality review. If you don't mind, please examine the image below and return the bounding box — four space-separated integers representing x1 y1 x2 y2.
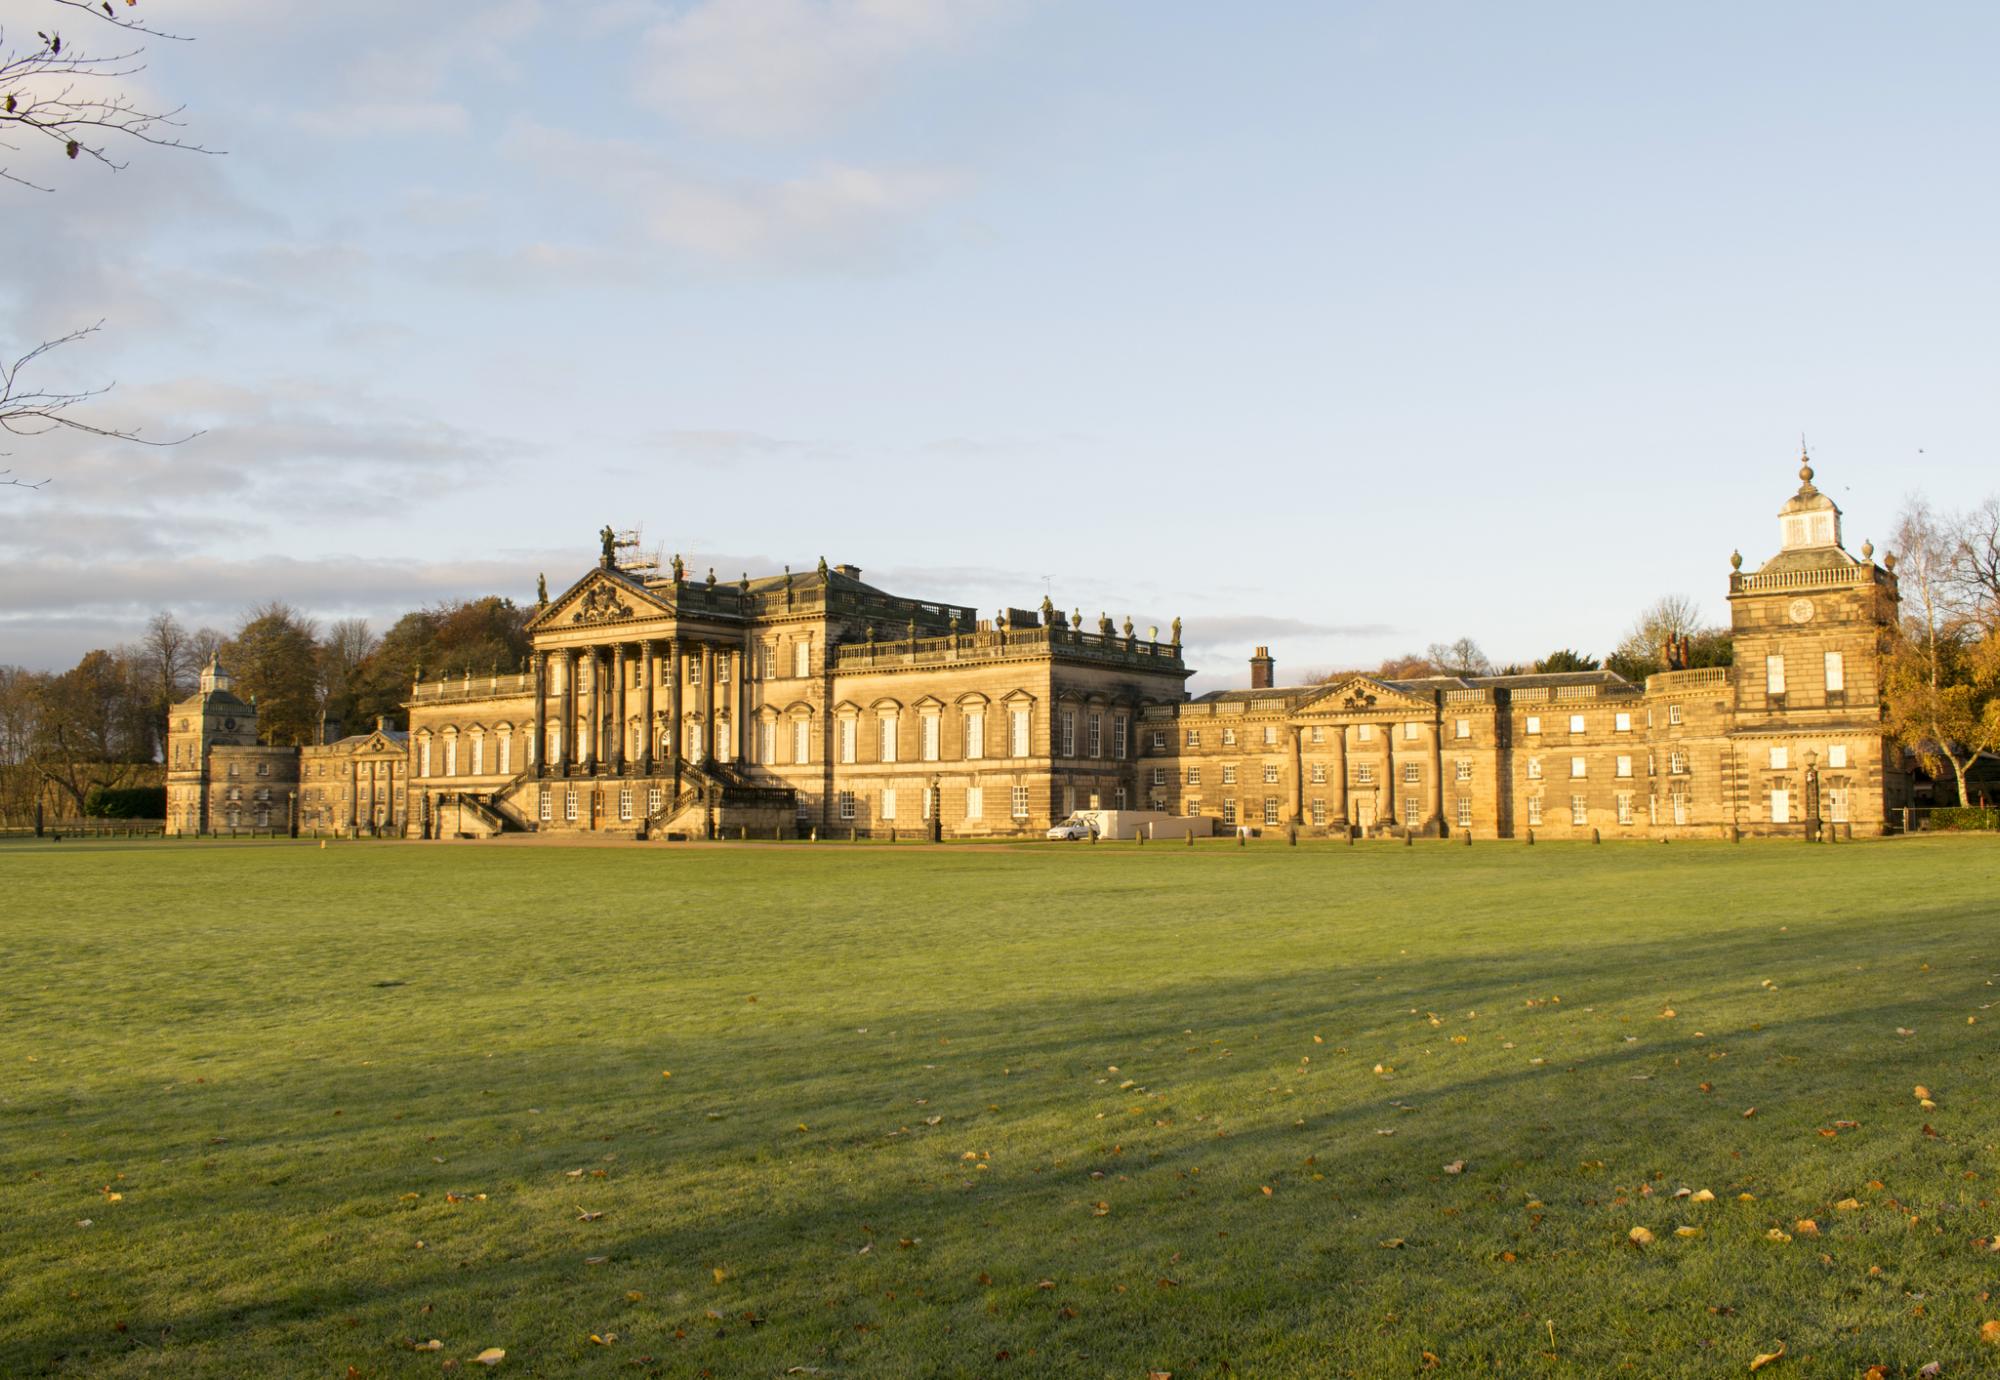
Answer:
838 790 856 820
1357 724 1374 742
1187 767 1202 786
619 787 633 822
1356 763 1375 784
564 790 579 822
1310 763 1327 784
1570 756 1587 779
966 710 985 759
1527 757 1543 780
1263 763 1280 784
256 761 269 777
1060 710 1076 757
1670 750 1687 775
1770 788 1791 824
1570 794 1588 825
1454 718 1471 740
1152 767 1167 786
794 640 811 678
1087 715 1102 759
839 718 857 764
760 647 775 679
1311 798 1327 826
419 739 432 776
1263 726 1278 746
1115 716 1128 759
647 787 662 816
1217 726 1235 747
1824 651 1845 694
1455 759 1472 782
1827 787 1849 823
1222 800 1237 825
922 714 941 762
921 788 934 821
882 788 898 821
1526 795 1543 826
1828 744 1848 769
1614 712 1631 733
1152 730 1167 750
1012 709 1031 757
688 658 701 686
1569 714 1586 734
1310 726 1324 745
498 734 512 774
1616 792 1633 825
1525 715 1542 736
1769 746 1788 770
1404 722 1421 741
1264 797 1281 826
445 738 458 777
1222 765 1237 785
1615 755 1633 779
1405 797 1421 826
1011 786 1030 819
1456 796 1472 827
880 715 899 762
1766 655 1786 696
1668 703 1683 725
760 720 776 763
1185 798 1200 816
1671 790 1688 825
472 736 485 775
965 786 983 819
1186 728 1202 747
1403 761 1420 785
794 718 811 765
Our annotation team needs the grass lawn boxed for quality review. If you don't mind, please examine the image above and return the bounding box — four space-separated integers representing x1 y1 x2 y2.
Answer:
2 836 1998 1378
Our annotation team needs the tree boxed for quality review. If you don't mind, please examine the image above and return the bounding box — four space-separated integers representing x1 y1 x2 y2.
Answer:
131 609 197 758
1881 499 2000 805
1944 495 2000 636
1373 652 1441 680
3 3 214 482
1606 596 1732 683
1 1 213 192
345 597 533 730
225 602 320 747
29 647 152 814
1424 638 1493 677
1533 649 1600 674
317 617 378 736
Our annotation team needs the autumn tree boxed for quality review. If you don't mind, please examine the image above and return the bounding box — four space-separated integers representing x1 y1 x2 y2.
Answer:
224 602 321 747
1424 638 1493 677
28 648 153 814
345 597 533 729
1882 499 2000 805
1605 595 1732 683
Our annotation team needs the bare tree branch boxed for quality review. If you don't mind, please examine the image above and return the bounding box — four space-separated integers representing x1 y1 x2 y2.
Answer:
0 323 199 470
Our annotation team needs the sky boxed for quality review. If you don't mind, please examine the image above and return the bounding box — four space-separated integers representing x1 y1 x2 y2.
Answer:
3 0 1997 692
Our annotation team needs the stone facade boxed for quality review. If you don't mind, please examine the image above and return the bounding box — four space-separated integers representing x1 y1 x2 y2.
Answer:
164 656 301 834
166 457 1914 840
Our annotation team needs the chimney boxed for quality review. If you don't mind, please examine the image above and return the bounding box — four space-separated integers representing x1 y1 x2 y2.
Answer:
834 563 862 579
1249 646 1275 690
375 715 391 734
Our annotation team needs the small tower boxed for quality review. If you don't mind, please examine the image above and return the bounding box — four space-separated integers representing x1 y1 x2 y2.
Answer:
165 655 260 835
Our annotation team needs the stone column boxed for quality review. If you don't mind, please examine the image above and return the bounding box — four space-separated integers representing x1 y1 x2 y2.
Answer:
560 649 576 774
667 640 683 774
1291 725 1304 825
350 760 360 831
1332 723 1348 827
533 652 548 776
640 640 655 775
700 644 715 763
1384 723 1398 830
577 649 594 773
1430 718 1444 835
731 647 745 761
611 643 627 775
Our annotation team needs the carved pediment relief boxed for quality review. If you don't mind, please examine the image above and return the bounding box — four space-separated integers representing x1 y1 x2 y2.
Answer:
1301 676 1429 715
571 583 635 625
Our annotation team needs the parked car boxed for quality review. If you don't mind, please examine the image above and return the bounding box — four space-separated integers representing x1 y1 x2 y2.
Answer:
1046 817 1097 841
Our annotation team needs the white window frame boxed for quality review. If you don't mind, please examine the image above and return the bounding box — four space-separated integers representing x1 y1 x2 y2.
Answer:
1766 655 1786 695
794 717 812 766
839 717 857 765
922 713 941 762
966 710 985 760
794 640 812 678
1769 746 1788 770
1011 786 1030 819
965 786 983 820
1570 756 1587 779
1012 709 1032 757
1614 712 1631 733
1824 651 1845 693
881 788 898 821
880 714 899 763
1615 754 1633 779
1525 715 1541 736
1526 795 1543 826
1828 744 1848 769
1568 714 1586 734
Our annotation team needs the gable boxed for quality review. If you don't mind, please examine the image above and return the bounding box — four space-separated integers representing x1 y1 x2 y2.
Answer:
527 569 673 632
1298 675 1434 715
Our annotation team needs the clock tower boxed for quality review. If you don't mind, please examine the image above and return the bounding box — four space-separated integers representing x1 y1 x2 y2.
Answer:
1723 451 1902 832
165 654 261 835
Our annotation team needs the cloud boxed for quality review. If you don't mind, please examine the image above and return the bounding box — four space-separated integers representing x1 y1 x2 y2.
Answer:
636 0 1011 140
296 101 472 138
506 119 962 273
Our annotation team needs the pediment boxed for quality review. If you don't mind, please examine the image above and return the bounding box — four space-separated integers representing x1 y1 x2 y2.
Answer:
527 568 673 632
1299 675 1434 715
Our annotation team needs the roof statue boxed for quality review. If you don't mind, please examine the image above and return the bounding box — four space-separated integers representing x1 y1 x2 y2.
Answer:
536 572 548 606
671 552 684 582
818 555 829 579
1171 616 1182 647
599 524 617 568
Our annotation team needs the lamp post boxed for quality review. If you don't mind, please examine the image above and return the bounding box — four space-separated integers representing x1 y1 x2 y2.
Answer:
929 773 943 843
288 790 298 839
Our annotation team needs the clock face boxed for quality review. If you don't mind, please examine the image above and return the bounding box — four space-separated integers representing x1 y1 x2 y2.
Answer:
223 716 239 730
1787 598 1816 624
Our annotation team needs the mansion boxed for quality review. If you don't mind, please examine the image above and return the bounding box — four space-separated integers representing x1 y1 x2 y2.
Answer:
165 458 1910 840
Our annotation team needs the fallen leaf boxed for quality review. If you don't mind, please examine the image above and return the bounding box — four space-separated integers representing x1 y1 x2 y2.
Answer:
1835 1198 1864 1212
1766 1229 1792 1243
1628 1227 1655 1246
1795 1219 1819 1236
1037 1279 1055 1290
1981 1319 2000 1344
1676 1226 1702 1238
414 1340 443 1351
588 1333 617 1345
472 1348 506 1366
712 1267 726 1285
577 1209 605 1222
1918 1365 1941 1377
583 1256 608 1266
1915 1085 1932 1100
1443 1161 1466 1175
1379 1238 1406 1249
1749 1341 1785 1370
1690 1189 1716 1203
1743 1107 1758 1119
